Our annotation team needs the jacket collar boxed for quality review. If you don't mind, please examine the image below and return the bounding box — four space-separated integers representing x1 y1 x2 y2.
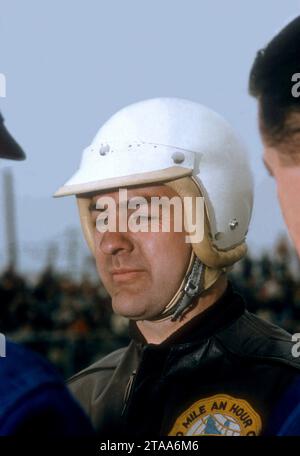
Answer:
129 282 246 349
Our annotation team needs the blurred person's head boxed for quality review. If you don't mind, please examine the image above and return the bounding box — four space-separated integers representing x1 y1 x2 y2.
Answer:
249 16 300 256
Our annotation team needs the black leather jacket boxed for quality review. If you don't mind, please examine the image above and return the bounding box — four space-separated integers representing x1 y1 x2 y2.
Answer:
68 283 300 436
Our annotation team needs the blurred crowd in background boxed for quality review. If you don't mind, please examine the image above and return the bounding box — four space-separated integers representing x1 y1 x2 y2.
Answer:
0 236 299 379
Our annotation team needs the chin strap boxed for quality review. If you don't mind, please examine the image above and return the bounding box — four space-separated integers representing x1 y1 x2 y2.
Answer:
150 256 205 323
170 257 205 322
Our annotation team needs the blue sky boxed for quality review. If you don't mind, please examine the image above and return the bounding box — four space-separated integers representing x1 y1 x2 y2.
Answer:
0 0 299 274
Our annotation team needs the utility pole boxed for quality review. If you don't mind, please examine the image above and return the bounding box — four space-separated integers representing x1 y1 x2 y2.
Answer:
3 169 18 270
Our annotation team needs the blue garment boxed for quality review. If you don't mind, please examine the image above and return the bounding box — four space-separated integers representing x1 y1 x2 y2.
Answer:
264 375 300 436
0 340 94 435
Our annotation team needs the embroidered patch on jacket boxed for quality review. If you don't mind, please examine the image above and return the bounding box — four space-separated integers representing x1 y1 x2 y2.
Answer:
168 394 262 436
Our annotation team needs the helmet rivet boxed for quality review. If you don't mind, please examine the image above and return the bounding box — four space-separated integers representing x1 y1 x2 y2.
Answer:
172 151 185 164
99 144 110 156
229 219 238 230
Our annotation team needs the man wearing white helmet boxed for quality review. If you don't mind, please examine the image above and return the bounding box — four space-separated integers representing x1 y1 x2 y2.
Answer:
55 98 300 436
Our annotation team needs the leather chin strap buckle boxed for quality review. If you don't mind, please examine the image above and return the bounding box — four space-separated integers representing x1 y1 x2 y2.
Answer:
150 255 205 323
170 257 204 322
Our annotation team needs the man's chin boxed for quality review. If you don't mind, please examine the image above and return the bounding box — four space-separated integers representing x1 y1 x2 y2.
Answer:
112 298 147 320
111 297 164 321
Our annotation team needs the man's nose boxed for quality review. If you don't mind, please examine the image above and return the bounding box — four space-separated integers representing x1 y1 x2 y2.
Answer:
98 230 134 255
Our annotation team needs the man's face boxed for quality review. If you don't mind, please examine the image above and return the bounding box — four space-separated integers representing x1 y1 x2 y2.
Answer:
262 115 300 256
89 184 192 320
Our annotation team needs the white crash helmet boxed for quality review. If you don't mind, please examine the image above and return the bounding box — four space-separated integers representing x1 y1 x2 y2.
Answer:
55 98 253 321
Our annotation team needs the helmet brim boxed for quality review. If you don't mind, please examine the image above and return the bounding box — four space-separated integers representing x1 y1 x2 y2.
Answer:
54 166 192 197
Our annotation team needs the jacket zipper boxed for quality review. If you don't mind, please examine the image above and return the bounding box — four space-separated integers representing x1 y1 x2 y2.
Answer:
121 369 137 416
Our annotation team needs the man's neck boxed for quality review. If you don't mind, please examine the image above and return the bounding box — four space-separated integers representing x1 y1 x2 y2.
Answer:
136 275 228 345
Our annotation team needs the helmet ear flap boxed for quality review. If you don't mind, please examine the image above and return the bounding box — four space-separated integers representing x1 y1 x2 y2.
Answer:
166 176 247 269
76 196 95 256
